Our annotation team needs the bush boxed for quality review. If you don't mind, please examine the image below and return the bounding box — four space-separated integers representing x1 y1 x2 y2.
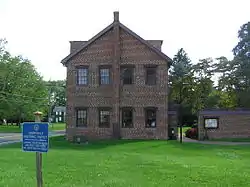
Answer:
185 127 198 139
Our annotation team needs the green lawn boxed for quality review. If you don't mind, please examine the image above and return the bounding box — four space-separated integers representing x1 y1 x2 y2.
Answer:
0 123 65 133
1 137 250 187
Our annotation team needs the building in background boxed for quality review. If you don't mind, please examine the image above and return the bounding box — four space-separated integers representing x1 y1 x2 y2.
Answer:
52 106 66 123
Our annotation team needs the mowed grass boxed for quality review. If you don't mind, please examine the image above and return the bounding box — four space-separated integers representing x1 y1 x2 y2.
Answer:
0 123 65 133
1 137 250 187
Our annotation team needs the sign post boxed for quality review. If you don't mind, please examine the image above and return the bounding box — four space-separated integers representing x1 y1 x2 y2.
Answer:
22 111 49 187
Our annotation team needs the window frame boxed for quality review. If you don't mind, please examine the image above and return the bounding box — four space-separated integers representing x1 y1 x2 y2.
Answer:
121 65 135 85
145 107 157 128
99 65 111 85
145 65 157 85
121 107 134 128
98 107 111 128
75 107 88 127
204 117 219 129
76 66 89 86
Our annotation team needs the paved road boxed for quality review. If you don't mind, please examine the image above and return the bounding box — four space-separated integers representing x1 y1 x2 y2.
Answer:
0 131 65 146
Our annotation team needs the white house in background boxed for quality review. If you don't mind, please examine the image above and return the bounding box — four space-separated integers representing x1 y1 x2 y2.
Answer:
52 106 66 123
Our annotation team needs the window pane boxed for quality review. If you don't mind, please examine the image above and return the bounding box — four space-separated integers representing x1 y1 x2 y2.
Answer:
79 77 87 85
77 68 88 85
99 110 110 127
78 69 88 76
123 68 133 84
122 108 133 128
145 109 156 128
146 68 156 85
100 68 110 84
76 109 87 127
101 77 109 84
100 69 109 76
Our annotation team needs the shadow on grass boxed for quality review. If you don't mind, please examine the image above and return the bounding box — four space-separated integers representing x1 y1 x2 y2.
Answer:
1 136 248 152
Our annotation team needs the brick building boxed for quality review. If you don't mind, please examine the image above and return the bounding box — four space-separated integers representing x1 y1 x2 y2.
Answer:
61 12 173 141
198 109 250 140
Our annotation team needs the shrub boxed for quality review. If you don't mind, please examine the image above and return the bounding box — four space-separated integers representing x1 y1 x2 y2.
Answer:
185 127 198 139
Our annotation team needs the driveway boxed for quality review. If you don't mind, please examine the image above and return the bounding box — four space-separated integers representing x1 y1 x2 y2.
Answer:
0 130 65 146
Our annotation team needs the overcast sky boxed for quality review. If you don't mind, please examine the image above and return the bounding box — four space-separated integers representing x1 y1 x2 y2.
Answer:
0 0 249 81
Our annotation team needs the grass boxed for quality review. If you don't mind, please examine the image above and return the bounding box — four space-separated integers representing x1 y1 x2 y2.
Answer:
0 123 65 133
210 137 250 142
1 136 250 187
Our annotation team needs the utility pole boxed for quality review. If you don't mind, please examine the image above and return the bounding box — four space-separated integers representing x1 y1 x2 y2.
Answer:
48 87 52 128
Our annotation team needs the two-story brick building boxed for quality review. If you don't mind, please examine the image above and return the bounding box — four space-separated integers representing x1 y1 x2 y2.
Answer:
61 12 173 140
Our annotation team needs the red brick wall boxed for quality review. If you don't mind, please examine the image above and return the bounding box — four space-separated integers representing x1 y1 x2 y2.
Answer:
65 26 169 141
119 28 168 139
198 111 250 140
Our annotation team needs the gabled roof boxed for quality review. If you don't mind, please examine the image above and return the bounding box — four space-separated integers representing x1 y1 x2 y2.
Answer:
53 106 66 113
61 12 172 66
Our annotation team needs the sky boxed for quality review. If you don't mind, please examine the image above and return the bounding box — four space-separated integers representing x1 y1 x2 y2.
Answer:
0 0 249 81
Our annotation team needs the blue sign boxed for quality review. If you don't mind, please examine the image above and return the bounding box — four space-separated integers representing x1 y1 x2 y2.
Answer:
22 122 49 153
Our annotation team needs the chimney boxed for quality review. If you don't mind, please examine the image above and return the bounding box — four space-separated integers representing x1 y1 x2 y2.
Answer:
114 11 119 22
146 40 163 51
69 41 87 53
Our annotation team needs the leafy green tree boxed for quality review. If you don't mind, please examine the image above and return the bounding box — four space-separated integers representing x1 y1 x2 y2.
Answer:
191 58 214 113
169 48 194 104
47 80 66 107
0 39 48 124
214 22 250 108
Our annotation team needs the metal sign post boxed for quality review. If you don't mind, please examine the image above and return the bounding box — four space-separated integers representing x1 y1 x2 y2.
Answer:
180 124 183 143
22 111 49 187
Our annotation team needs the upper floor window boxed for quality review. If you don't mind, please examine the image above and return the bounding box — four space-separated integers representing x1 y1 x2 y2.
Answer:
145 67 157 85
77 67 88 85
121 66 134 85
145 107 157 128
99 66 111 85
121 107 133 128
76 108 87 127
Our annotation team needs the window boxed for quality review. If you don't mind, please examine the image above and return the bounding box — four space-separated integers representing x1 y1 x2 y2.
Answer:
59 112 61 115
76 108 87 127
99 108 111 128
121 108 133 128
55 112 58 115
145 108 157 128
77 67 88 85
59 117 62 122
121 67 134 84
99 67 110 85
204 118 219 129
145 67 157 85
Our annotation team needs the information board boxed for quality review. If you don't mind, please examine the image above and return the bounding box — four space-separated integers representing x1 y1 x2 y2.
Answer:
22 122 49 153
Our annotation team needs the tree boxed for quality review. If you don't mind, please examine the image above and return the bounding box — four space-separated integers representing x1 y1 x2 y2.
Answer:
169 48 194 104
191 58 214 113
214 22 250 108
232 22 250 107
46 80 66 106
169 48 197 125
233 22 250 58
0 39 48 124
